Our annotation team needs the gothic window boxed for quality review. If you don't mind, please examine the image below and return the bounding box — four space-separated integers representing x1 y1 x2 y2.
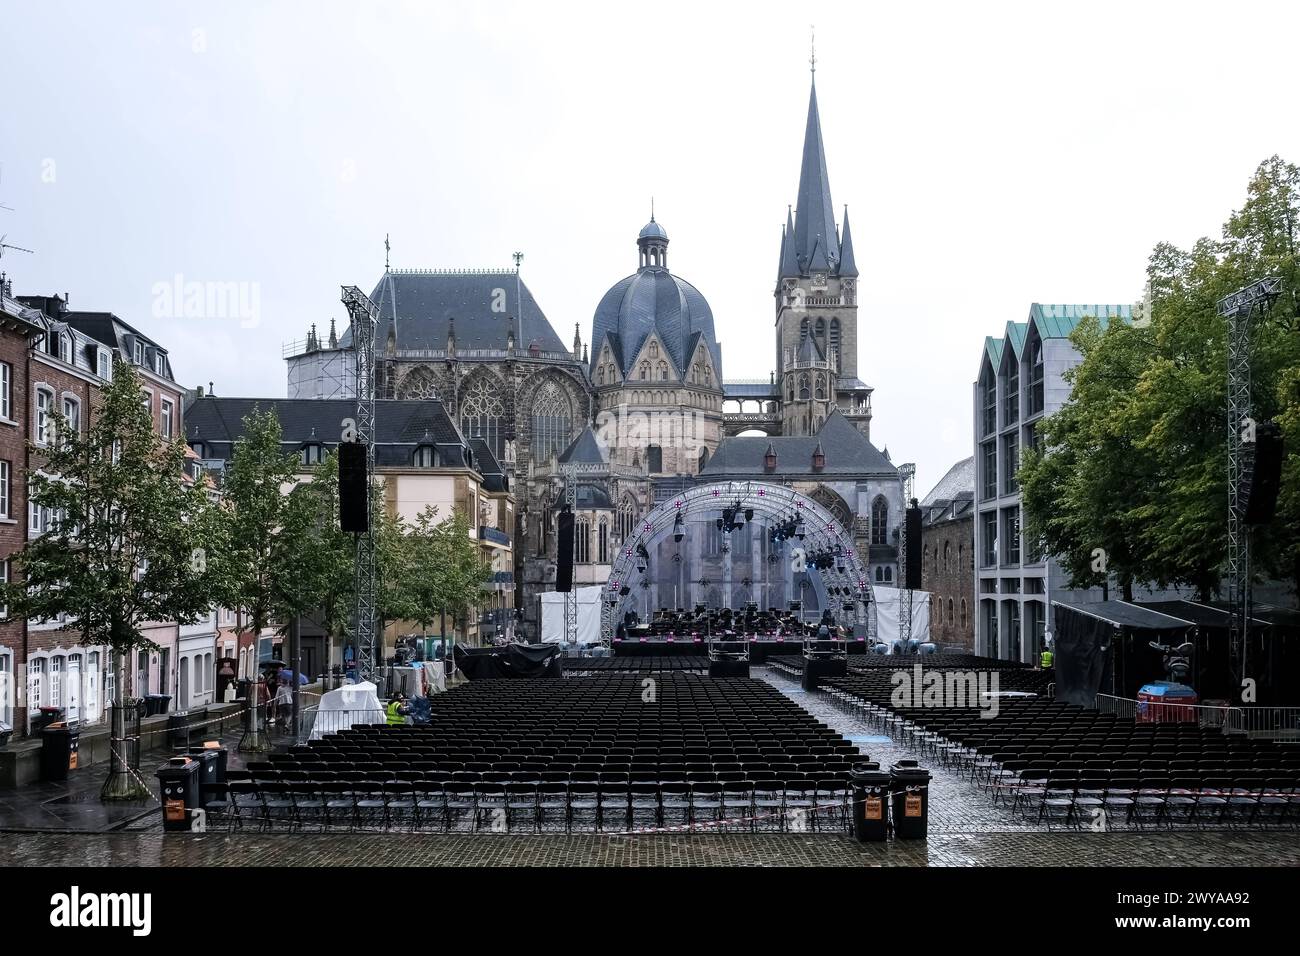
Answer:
658 361 668 381
647 445 663 473
800 317 809 343
815 318 825 340
598 518 609 564
830 318 841 358
947 598 954 626
961 599 968 629
531 381 573 463
575 515 590 563
870 495 888 546
798 375 810 401
460 376 506 461
875 566 883 582
617 497 636 541
597 367 605 385
640 362 649 380
398 366 440 400
787 381 794 401
650 342 658 358
884 566 892 583
944 541 951 571
815 376 826 400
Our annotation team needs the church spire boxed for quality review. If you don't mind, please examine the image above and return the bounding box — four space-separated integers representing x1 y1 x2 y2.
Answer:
780 207 799 279
792 77 838 276
839 205 859 277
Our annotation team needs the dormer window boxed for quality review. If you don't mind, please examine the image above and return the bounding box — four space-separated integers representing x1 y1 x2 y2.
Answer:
134 340 144 365
413 445 435 468
191 441 207 459
97 350 112 381
58 334 72 364
155 352 166 376
764 444 777 472
300 442 325 466
812 443 825 471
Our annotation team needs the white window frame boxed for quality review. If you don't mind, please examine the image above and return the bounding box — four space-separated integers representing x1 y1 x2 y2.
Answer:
0 559 8 618
97 349 112 381
35 387 53 446
0 361 10 420
0 647 13 730
0 461 9 518
156 352 166 375
134 340 144 365
160 398 174 439
61 395 80 445
59 333 72 365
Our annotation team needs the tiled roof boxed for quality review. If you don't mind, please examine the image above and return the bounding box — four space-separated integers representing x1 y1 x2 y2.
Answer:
920 456 974 507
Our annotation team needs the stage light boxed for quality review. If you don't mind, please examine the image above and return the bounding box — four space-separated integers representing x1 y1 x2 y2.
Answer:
636 561 647 573
795 519 806 540
715 517 724 531
673 512 684 543
744 508 754 523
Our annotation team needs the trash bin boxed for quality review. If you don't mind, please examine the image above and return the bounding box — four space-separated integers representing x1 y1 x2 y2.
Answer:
890 759 931 839
33 705 64 734
849 763 891 842
190 744 228 784
41 722 80 782
156 757 201 832
186 748 220 789
144 694 171 717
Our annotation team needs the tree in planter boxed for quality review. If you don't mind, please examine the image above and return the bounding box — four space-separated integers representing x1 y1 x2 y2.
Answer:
1 361 222 800
218 408 326 751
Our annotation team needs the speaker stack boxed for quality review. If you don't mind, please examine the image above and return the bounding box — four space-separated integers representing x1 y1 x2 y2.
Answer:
555 506 575 593
904 501 922 590
1245 421 1283 525
338 441 369 533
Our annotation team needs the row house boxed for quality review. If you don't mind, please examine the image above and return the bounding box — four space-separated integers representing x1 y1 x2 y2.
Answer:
0 286 204 739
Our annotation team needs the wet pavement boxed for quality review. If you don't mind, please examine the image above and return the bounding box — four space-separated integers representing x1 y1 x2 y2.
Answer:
1 671 1296 866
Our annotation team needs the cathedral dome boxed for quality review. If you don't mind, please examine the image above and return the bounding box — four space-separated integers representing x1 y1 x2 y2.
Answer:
590 223 722 383
638 219 668 241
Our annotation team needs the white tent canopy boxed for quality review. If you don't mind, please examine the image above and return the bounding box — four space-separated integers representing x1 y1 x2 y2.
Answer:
308 680 385 740
540 586 603 644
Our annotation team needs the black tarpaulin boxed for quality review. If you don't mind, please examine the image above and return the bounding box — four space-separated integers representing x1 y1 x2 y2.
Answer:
1052 601 1192 707
454 642 562 680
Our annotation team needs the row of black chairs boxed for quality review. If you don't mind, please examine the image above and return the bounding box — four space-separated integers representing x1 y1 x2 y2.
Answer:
205 771 853 833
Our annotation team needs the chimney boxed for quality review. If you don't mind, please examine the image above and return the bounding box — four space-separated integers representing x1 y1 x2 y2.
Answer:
196 385 205 399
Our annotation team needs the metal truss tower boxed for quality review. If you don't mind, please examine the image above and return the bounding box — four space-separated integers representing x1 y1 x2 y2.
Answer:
342 284 380 682
1219 276 1281 689
898 463 916 646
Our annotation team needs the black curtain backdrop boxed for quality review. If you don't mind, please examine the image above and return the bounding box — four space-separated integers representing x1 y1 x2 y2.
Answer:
454 642 562 680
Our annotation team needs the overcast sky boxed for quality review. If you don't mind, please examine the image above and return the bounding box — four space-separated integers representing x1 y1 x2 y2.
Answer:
3 0 1298 492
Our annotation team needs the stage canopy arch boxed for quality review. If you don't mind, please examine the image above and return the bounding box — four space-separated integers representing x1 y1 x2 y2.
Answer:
601 480 876 644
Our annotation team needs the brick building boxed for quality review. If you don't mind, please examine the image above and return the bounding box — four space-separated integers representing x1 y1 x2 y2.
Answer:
0 287 46 738
919 456 975 652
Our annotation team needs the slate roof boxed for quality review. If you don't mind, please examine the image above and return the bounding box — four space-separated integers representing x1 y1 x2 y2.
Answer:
19 298 176 381
590 258 722 381
184 397 476 470
780 80 857 280
1030 303 1133 339
920 457 974 507
555 425 609 465
701 408 896 478
723 381 779 398
343 270 570 355
470 437 509 493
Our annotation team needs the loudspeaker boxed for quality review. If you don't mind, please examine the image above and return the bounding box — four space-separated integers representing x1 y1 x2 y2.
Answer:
1244 421 1283 525
555 507 575 592
338 441 369 533
905 505 922 589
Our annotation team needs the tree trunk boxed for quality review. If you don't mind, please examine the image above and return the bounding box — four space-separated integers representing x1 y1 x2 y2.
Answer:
101 648 149 802
237 624 268 753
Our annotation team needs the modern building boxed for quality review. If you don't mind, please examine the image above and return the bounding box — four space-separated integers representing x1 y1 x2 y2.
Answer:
919 456 975 651
972 304 1134 662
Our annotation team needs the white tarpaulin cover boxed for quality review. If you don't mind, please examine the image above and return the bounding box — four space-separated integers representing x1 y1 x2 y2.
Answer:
309 680 385 740
872 587 932 648
540 585 603 644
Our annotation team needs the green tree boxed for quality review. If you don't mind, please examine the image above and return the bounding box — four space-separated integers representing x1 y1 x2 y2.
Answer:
1021 156 1300 597
1 361 221 799
407 507 491 643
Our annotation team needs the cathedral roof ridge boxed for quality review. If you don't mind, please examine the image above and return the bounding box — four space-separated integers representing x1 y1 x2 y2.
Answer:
387 267 518 276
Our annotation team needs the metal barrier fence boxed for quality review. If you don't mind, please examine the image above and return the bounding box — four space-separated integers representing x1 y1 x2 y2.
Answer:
1095 694 1300 739
299 706 387 740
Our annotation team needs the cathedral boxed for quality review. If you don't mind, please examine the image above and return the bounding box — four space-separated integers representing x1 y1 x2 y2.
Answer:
282 74 906 633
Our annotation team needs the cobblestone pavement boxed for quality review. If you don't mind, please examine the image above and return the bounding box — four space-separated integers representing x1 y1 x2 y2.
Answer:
2 828 1296 867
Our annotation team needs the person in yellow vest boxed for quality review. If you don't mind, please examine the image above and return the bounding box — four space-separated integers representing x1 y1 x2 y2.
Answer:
1040 648 1053 669
385 694 409 726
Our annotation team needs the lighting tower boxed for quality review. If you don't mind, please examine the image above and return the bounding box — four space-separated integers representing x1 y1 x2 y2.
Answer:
342 284 380 682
